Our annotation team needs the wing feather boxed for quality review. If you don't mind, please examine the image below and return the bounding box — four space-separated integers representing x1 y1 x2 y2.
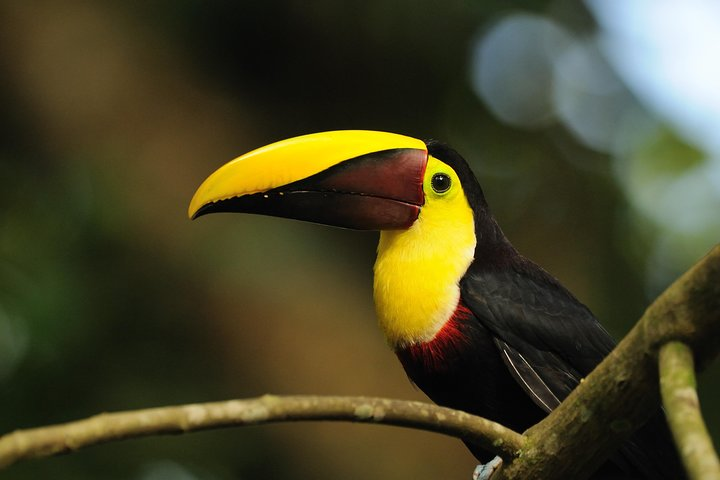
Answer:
495 339 561 412
461 255 616 403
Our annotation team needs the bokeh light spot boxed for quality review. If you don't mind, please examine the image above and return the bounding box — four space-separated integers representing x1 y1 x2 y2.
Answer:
470 13 573 128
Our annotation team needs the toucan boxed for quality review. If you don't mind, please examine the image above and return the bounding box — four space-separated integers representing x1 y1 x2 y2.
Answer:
189 130 684 479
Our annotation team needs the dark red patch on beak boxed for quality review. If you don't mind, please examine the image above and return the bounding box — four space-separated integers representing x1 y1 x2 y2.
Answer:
193 148 427 230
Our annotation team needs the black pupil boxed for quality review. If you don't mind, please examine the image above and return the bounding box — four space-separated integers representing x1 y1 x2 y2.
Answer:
431 173 451 193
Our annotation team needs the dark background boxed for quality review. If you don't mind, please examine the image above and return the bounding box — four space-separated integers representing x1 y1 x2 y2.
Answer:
1 2 717 479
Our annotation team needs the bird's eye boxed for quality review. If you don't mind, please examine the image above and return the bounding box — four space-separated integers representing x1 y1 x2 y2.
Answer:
431 173 452 194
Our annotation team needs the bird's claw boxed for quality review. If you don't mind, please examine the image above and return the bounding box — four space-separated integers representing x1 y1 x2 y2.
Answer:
472 456 502 480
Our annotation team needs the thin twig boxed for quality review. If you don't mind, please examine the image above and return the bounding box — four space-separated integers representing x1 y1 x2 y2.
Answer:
0 395 523 470
659 341 720 480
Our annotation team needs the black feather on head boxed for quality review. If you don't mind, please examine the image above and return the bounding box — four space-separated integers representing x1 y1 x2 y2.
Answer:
425 139 516 264
425 140 488 211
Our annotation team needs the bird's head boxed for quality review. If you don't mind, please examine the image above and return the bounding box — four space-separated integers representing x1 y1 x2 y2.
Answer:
188 130 486 234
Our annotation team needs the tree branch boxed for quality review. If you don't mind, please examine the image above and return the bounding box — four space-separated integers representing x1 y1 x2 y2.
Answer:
1 247 717 476
0 395 523 470
659 341 720 480
495 245 720 480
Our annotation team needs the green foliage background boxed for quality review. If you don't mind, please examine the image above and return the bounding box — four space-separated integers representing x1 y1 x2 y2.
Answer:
0 2 717 479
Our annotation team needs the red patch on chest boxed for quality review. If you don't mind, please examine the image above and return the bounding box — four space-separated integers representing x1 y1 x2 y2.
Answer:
396 302 473 373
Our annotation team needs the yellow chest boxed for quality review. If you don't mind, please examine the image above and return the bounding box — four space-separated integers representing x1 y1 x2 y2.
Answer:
372 190 476 348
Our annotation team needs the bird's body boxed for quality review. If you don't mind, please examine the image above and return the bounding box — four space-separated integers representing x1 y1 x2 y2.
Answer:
396 298 545 436
190 131 685 479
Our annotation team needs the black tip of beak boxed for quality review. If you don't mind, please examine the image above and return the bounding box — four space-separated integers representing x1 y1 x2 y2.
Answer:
190 204 213 220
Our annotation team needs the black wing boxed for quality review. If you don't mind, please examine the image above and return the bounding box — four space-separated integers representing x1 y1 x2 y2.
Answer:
461 255 616 412
460 255 684 479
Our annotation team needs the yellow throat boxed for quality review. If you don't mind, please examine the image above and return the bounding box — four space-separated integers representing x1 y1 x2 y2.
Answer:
373 155 477 348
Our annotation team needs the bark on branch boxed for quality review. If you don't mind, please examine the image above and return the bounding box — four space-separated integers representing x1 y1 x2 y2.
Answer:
0 395 523 470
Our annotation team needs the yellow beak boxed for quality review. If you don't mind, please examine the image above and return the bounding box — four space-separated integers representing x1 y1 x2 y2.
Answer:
188 130 428 230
